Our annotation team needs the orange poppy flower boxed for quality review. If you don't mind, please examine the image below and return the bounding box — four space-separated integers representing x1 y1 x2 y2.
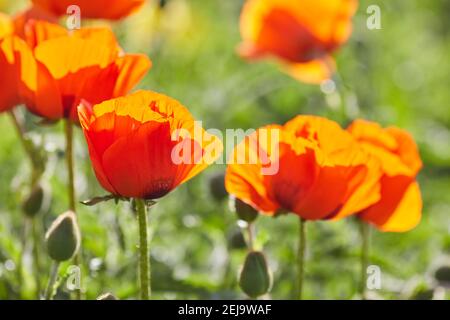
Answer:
0 36 30 112
12 5 59 41
21 19 67 49
0 14 36 113
225 115 381 220
239 0 358 84
0 13 13 39
78 90 223 199
347 120 423 232
22 21 151 122
32 0 145 20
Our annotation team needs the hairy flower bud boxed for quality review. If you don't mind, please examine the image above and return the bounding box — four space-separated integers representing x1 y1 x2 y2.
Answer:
435 266 450 284
231 197 258 223
22 183 44 217
97 292 118 300
45 211 81 262
239 251 272 298
227 228 246 250
209 172 227 202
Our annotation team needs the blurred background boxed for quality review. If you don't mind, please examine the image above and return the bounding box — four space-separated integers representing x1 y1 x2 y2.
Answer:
0 0 449 299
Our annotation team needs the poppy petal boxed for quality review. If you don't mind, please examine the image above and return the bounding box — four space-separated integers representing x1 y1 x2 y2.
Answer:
347 119 422 177
101 120 178 199
21 19 66 48
112 54 152 98
32 0 145 20
0 13 13 39
282 56 335 84
225 126 283 214
360 178 422 232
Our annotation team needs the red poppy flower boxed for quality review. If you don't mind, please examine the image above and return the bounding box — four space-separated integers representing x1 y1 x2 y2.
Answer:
239 0 357 83
32 0 145 20
78 90 223 199
22 21 151 122
347 120 423 232
225 115 381 220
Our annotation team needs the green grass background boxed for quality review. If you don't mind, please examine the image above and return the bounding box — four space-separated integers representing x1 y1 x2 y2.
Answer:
0 0 449 299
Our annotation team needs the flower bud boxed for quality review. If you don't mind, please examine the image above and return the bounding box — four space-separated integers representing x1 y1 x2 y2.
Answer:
227 228 246 250
97 292 118 300
45 211 81 262
230 197 258 223
239 251 272 298
434 266 450 284
208 172 227 201
22 183 44 217
409 287 435 300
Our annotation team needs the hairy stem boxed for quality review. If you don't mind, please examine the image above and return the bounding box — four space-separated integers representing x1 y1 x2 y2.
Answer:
9 110 33 164
44 261 60 300
31 219 42 298
297 218 306 300
9 110 41 184
360 221 369 300
246 223 255 251
136 199 150 299
64 119 82 299
64 119 76 211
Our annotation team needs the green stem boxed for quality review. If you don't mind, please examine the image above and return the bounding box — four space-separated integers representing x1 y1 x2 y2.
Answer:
331 70 349 123
64 119 82 300
31 219 42 298
9 110 41 184
9 110 33 164
17 217 30 298
297 218 306 300
360 221 369 300
44 261 60 300
64 119 76 211
136 199 150 299
9 110 43 298
246 223 255 251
